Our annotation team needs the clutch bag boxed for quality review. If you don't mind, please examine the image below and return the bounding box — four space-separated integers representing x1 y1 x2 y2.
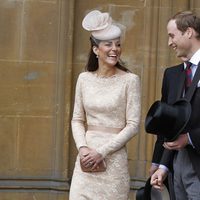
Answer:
80 159 106 172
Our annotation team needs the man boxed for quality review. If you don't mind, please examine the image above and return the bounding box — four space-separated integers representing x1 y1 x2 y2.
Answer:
150 11 200 200
149 56 189 176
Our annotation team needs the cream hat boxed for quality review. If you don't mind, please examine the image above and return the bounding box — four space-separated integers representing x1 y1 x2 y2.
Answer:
82 10 122 40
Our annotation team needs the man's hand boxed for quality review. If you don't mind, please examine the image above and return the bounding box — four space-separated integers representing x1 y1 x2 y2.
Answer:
163 133 189 150
151 168 168 190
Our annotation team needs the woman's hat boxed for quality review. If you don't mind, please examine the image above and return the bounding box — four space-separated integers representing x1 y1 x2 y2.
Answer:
82 10 122 40
136 177 170 200
145 99 191 141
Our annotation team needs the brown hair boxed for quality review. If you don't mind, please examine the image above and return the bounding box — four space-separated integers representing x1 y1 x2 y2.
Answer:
170 10 200 39
85 36 130 72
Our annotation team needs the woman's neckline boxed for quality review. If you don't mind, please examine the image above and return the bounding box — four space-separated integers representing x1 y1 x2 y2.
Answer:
95 68 116 78
92 68 127 79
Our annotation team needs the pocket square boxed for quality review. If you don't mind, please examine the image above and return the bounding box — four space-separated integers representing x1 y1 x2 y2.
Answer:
197 80 200 87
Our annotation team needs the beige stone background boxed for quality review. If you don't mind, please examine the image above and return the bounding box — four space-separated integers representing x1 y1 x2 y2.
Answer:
0 0 199 199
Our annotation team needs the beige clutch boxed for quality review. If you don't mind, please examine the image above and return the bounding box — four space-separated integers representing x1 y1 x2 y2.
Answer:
80 159 106 172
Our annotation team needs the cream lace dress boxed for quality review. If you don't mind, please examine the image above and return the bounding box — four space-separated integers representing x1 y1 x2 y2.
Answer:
69 71 141 200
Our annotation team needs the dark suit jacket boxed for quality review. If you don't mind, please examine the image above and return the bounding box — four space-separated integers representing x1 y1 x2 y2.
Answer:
152 63 200 179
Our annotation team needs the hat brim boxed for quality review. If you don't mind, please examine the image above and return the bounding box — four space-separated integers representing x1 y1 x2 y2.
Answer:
136 177 170 200
151 185 170 200
145 99 191 141
169 99 191 141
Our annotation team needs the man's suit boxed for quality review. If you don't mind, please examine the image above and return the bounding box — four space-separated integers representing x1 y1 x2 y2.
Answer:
152 62 200 179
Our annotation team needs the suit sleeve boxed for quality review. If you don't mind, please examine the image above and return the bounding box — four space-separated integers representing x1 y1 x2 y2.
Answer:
152 135 165 163
189 128 200 154
151 69 168 164
160 149 176 171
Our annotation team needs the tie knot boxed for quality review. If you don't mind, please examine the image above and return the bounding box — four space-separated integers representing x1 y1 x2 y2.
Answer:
185 61 192 69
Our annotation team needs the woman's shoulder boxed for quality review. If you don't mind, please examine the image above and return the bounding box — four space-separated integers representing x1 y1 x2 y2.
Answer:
126 72 139 79
77 71 91 79
118 70 139 81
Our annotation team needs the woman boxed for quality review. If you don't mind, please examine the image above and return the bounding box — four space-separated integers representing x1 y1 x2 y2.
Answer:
69 10 141 200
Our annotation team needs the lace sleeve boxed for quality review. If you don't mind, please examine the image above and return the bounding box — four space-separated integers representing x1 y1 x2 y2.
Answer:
71 75 87 150
96 75 141 157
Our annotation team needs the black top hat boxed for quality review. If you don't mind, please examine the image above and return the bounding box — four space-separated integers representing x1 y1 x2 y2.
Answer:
136 177 170 200
145 99 191 141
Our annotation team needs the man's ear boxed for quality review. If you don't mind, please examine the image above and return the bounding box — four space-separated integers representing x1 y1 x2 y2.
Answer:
93 46 98 56
187 27 194 39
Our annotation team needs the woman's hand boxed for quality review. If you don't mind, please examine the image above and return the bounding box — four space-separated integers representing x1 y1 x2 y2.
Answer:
79 146 90 159
80 148 103 170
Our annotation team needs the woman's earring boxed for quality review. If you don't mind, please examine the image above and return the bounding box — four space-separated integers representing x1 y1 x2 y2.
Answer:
96 55 99 58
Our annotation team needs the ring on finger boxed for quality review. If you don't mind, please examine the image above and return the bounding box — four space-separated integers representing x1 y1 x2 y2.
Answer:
89 162 93 166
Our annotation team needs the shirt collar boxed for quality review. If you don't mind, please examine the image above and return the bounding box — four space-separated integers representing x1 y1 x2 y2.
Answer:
189 48 200 66
183 62 187 69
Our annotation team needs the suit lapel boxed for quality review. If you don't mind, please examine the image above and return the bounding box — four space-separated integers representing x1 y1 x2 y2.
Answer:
175 67 186 101
167 63 185 104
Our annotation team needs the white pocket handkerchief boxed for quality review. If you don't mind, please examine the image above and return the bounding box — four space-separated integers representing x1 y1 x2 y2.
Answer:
197 80 200 87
